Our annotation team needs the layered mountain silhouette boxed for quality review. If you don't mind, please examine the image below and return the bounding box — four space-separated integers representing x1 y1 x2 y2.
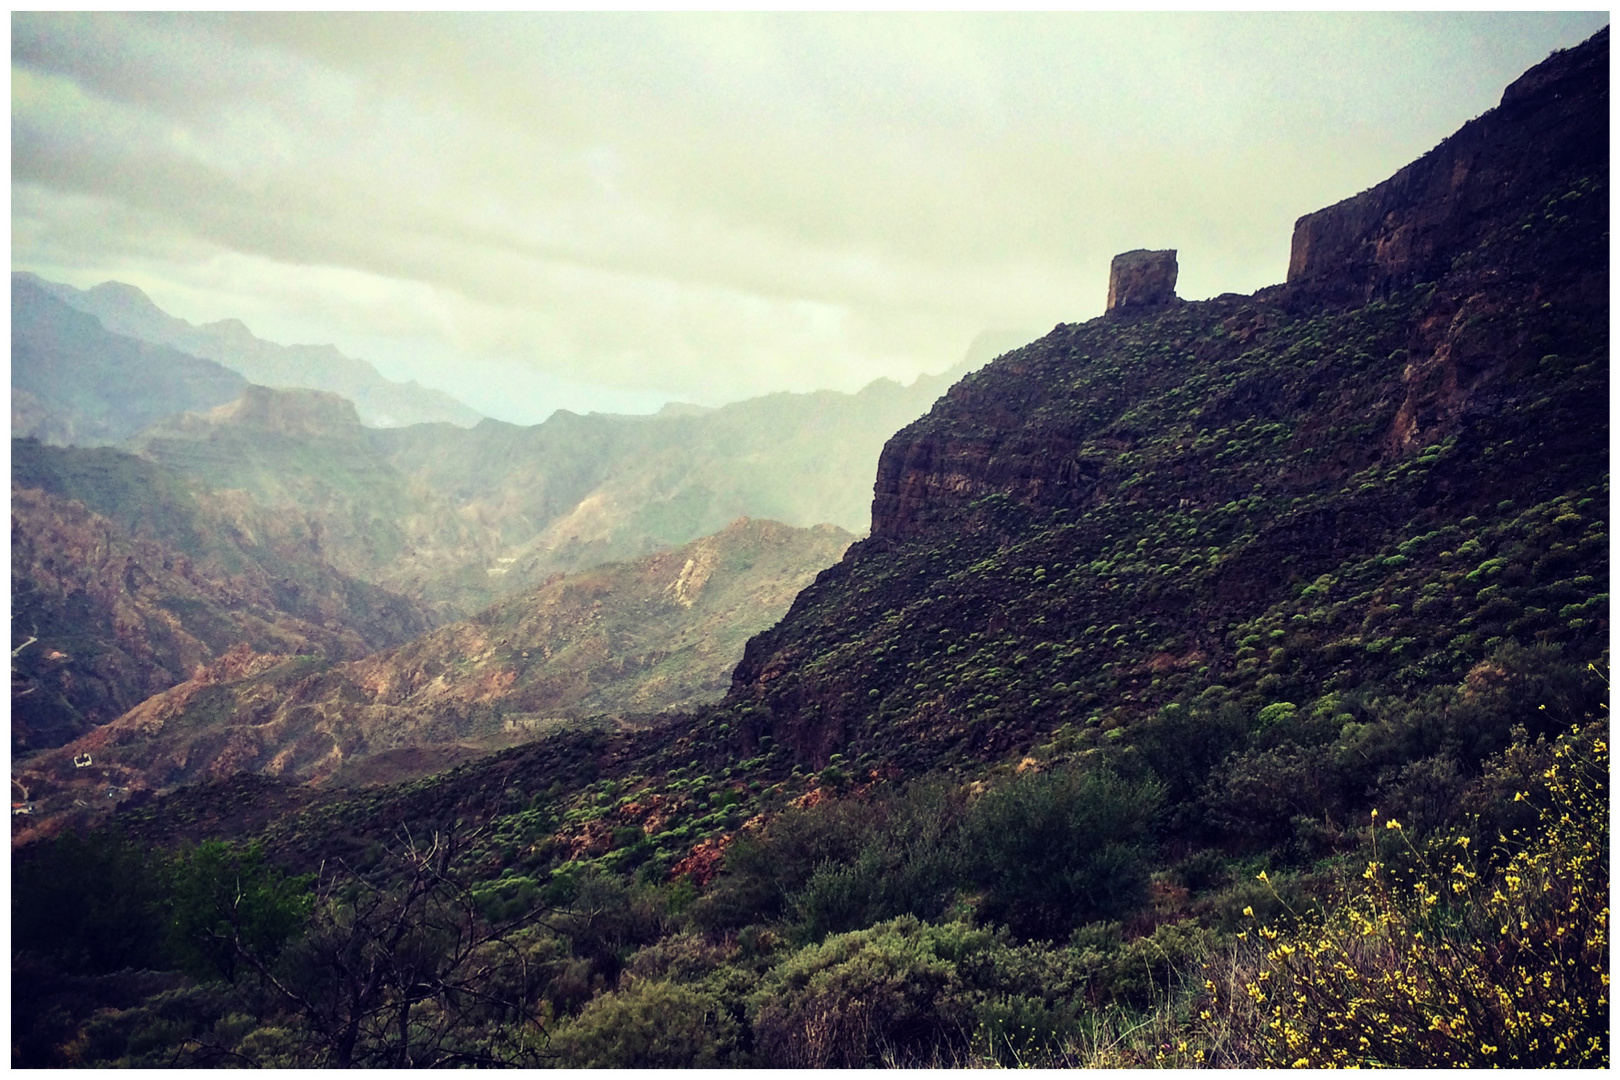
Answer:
17 272 483 429
373 362 973 584
11 272 972 794
12 277 248 446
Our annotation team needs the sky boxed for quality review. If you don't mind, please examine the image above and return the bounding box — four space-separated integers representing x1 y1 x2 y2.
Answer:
12 11 1611 424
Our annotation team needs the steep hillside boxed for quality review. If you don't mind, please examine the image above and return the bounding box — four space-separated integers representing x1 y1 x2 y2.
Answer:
13 518 851 829
12 277 248 446
725 28 1608 771
20 272 484 429
12 446 432 755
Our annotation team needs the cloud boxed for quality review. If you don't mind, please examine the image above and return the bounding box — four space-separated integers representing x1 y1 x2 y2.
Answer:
12 11 1610 421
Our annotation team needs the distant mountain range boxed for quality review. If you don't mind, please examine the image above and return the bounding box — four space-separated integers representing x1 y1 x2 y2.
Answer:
11 271 984 774
12 277 249 446
16 271 484 429
372 362 975 585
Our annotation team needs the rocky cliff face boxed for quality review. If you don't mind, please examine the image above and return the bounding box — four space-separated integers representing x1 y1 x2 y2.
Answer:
870 29 1608 547
1285 28 1607 306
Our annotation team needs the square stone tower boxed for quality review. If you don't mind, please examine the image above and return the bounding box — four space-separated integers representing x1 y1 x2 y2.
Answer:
1107 249 1179 312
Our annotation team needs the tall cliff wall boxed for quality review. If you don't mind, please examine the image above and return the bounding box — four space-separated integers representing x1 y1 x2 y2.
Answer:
1285 28 1607 305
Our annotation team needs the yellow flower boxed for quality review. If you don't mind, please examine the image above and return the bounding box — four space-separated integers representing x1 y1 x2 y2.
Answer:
1244 906 1256 917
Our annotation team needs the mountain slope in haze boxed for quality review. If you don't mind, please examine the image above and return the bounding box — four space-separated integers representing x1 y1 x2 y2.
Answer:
11 276 249 447
18 271 484 429
13 518 852 824
12 441 434 756
372 361 975 588
126 386 503 616
194 27 1607 889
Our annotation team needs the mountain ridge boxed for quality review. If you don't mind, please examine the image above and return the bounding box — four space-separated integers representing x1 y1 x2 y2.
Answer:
11 277 250 447
12 517 854 834
16 272 485 429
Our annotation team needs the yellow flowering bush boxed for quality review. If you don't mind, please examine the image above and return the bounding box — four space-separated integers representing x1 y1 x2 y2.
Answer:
1212 719 1608 1068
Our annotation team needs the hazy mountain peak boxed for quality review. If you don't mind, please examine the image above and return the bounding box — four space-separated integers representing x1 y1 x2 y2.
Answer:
200 316 257 342
84 279 159 310
205 385 366 440
657 401 713 418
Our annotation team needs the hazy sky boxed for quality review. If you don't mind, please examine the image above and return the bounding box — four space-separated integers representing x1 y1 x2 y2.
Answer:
12 12 1610 423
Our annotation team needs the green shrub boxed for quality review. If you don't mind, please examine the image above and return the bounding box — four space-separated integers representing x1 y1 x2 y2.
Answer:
960 766 1161 940
164 841 313 983
749 916 985 1067
1212 720 1608 1067
548 979 742 1067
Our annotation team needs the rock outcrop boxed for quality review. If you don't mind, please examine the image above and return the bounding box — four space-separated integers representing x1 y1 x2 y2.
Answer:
1286 27 1607 305
1106 249 1179 312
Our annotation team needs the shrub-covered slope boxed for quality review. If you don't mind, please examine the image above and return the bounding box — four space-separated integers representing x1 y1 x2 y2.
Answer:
724 27 1608 775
